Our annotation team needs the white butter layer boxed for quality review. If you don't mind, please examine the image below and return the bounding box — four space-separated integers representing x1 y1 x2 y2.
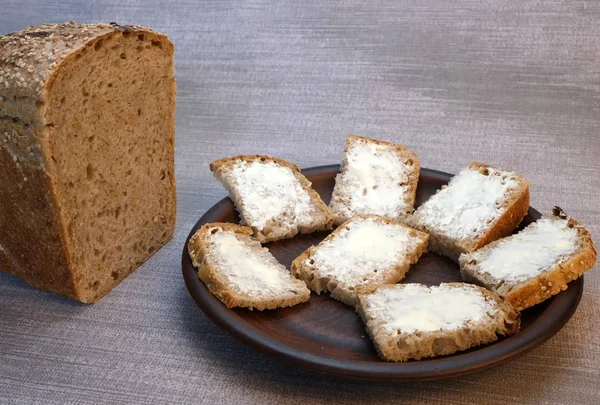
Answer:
416 166 519 240
229 160 314 230
307 217 420 285
336 141 412 219
364 284 494 334
210 231 288 294
478 218 579 282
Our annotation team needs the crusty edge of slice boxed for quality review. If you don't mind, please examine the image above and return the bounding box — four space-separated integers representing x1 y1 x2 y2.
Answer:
210 155 334 243
468 162 531 251
354 282 521 362
291 214 429 306
210 154 302 174
331 134 421 226
187 222 311 310
460 217 597 311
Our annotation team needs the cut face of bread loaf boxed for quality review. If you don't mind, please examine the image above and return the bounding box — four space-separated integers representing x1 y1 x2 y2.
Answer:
330 135 420 225
409 162 530 262
210 155 334 243
459 214 597 310
0 22 176 303
355 283 520 361
291 215 429 306
188 222 311 310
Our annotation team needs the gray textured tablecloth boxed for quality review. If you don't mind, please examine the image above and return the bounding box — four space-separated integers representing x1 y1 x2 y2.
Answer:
1 1 599 404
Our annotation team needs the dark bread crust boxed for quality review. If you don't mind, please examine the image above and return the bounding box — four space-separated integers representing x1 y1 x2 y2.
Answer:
188 222 311 311
355 283 520 362
460 216 597 311
331 135 420 225
1 22 168 125
0 130 76 299
291 214 429 305
210 155 334 242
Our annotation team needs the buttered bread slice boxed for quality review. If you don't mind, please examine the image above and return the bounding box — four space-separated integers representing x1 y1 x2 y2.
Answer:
330 135 420 225
188 223 311 310
355 283 520 362
409 162 530 261
291 215 429 306
210 155 334 243
459 212 597 310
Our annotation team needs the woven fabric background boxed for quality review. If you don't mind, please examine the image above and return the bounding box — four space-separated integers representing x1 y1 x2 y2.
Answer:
1 1 599 404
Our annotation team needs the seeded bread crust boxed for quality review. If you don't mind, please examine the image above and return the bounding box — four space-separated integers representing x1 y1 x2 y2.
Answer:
291 214 429 306
460 216 597 311
355 283 521 362
210 155 334 243
0 22 157 125
409 162 530 262
0 22 176 303
330 134 420 225
188 222 311 311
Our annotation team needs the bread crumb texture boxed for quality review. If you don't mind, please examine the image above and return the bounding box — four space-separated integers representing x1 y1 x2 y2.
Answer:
0 22 176 303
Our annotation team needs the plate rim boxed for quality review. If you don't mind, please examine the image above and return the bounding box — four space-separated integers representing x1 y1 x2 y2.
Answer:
182 165 583 382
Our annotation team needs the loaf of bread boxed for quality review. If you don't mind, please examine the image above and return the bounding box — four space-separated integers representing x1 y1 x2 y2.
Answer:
459 211 597 310
355 283 520 361
408 162 530 261
329 135 420 225
188 222 311 310
0 22 176 303
210 155 334 243
291 214 429 306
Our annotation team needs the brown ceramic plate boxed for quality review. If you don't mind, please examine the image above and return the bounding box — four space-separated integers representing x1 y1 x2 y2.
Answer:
182 165 583 381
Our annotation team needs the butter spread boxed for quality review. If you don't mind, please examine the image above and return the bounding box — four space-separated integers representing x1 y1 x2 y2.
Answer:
307 217 420 285
415 166 519 240
478 218 578 282
210 231 288 294
364 284 494 334
335 141 412 219
229 160 314 230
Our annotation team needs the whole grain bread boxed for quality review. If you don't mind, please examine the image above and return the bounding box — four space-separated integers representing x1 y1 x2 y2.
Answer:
408 162 530 262
355 282 520 362
210 155 334 243
291 214 429 306
459 212 597 310
188 222 311 310
0 22 176 303
330 134 420 225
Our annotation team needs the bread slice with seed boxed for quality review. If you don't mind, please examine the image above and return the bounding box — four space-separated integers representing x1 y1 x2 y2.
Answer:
459 211 597 311
188 222 311 310
210 155 334 243
291 214 429 306
329 135 420 225
355 282 520 362
408 162 530 262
